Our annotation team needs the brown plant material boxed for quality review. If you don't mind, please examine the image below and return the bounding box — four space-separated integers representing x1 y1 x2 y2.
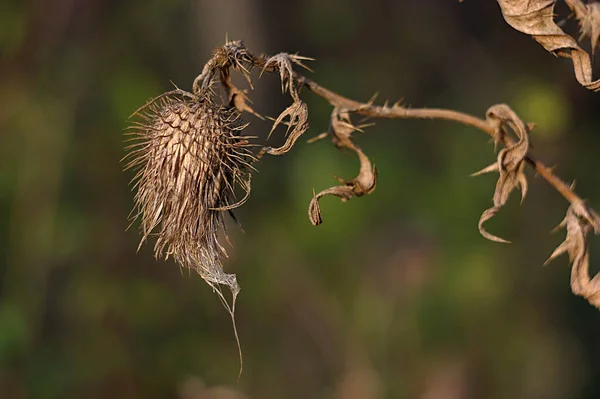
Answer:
192 40 254 95
565 0 600 53
127 42 257 313
309 108 377 226
471 104 530 243
220 67 263 120
546 201 600 308
266 100 309 155
125 84 253 376
127 34 600 347
260 53 312 156
125 89 253 295
496 0 600 90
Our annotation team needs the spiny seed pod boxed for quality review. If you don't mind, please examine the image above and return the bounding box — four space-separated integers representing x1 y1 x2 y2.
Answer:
124 90 254 294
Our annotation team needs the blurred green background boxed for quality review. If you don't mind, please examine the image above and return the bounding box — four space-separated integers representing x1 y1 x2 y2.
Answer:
2 1 600 398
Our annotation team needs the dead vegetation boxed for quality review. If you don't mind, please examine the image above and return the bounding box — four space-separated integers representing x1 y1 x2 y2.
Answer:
125 0 600 333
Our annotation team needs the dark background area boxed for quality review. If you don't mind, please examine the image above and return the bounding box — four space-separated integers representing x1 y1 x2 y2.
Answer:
2 1 600 398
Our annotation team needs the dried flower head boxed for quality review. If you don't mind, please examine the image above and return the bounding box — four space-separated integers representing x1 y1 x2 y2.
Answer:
124 89 254 297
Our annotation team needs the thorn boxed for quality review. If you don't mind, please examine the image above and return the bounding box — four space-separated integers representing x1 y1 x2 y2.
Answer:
550 217 568 233
290 54 316 62
518 173 528 204
544 242 568 266
307 132 329 143
471 163 499 177
330 173 347 184
355 122 375 131
536 164 557 178
367 92 379 105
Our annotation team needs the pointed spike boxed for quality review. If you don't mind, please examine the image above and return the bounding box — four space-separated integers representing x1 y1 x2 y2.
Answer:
330 174 347 184
478 207 511 244
307 132 329 144
544 241 570 266
367 92 379 105
518 173 528 204
551 216 568 233
290 54 315 61
471 163 500 177
355 122 375 131
481 230 512 244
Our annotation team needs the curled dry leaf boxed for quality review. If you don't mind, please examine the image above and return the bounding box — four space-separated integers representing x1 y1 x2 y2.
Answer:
256 53 313 156
545 202 600 309
266 100 309 155
565 0 600 53
309 108 377 225
261 53 314 101
496 0 600 90
309 186 355 226
473 104 530 243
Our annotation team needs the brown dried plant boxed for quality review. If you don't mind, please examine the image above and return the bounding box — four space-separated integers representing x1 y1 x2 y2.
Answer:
125 1 600 348
125 90 253 296
497 0 600 90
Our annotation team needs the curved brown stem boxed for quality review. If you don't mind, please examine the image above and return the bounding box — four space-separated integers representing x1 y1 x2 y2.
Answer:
294 74 600 229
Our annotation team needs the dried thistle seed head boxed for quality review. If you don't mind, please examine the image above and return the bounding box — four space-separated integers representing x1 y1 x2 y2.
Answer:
125 90 254 294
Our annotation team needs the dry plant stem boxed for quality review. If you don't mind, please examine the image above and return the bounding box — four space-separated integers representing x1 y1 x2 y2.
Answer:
296 74 600 226
290 66 600 308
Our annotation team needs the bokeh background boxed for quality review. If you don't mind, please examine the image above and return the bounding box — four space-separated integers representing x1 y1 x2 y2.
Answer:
2 0 600 398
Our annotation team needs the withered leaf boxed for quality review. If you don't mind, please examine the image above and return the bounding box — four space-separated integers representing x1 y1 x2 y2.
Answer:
259 53 313 156
473 104 530 243
478 208 511 244
308 108 377 225
309 156 377 226
230 88 263 120
496 0 600 90
266 100 309 155
261 53 313 101
309 186 354 226
546 202 600 309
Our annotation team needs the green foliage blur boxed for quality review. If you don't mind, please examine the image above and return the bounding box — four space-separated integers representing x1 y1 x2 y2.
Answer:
2 1 600 398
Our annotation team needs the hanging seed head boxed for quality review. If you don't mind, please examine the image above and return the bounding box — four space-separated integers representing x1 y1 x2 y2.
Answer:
125 90 254 293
